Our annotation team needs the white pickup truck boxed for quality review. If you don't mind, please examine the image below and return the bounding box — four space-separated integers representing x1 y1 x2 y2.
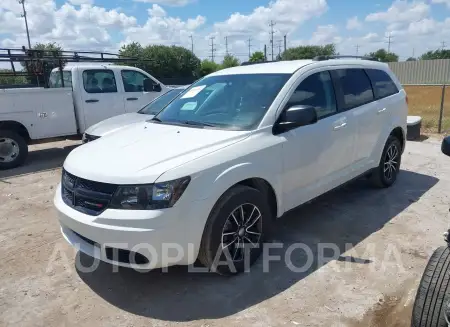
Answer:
0 64 170 169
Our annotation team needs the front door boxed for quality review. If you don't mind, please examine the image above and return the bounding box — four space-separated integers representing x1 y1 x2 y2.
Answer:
80 69 125 129
280 70 356 210
120 69 162 112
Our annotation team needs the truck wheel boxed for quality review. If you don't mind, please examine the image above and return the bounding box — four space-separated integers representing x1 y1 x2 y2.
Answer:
412 246 450 327
0 130 28 170
198 185 272 275
370 135 401 188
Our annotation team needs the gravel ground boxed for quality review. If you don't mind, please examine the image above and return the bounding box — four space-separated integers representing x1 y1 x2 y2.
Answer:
0 137 449 327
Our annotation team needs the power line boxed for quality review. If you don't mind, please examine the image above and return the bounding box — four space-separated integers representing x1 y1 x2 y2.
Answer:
269 20 276 61
385 33 393 53
189 35 194 53
209 36 217 62
18 0 31 49
247 37 252 59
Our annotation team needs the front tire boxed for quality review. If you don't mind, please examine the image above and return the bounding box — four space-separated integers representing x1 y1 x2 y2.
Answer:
0 130 28 170
412 246 450 327
198 185 272 275
370 135 401 188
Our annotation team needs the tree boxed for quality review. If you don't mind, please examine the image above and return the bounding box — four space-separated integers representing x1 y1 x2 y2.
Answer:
199 60 221 77
0 69 26 86
20 42 65 86
119 43 201 80
221 54 240 68
367 49 399 62
420 49 450 60
281 44 336 60
406 57 417 61
249 51 265 62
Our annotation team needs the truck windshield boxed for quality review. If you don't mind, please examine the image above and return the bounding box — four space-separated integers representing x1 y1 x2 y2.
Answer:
138 88 186 115
154 74 291 130
49 71 72 88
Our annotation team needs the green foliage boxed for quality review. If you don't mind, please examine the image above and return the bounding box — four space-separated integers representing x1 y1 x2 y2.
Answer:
406 57 417 61
119 43 201 79
0 69 27 86
221 54 240 68
199 60 221 77
367 49 399 62
420 49 450 60
249 51 265 62
281 44 336 60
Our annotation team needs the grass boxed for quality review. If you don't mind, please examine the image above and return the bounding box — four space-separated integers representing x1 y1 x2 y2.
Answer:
404 85 450 133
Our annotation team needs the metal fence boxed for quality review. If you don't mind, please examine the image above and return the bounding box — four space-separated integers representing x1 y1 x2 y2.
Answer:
388 60 450 134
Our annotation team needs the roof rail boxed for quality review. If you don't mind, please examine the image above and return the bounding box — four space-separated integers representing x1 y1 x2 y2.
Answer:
241 60 276 66
313 55 379 62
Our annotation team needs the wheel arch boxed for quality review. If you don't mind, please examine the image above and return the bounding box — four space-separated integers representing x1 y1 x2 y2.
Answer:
390 126 405 153
0 120 31 142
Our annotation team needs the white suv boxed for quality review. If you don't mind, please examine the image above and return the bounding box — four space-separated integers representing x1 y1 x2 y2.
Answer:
54 57 407 275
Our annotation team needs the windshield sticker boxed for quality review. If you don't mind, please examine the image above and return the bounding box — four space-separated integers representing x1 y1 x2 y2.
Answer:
181 102 198 111
181 85 206 99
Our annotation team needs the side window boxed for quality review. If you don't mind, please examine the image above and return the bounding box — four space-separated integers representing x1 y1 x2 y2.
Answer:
365 69 399 99
332 69 374 110
82 70 117 93
287 71 337 119
121 70 151 92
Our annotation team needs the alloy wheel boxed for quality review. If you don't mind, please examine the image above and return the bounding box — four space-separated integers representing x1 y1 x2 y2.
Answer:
0 138 19 163
384 143 399 181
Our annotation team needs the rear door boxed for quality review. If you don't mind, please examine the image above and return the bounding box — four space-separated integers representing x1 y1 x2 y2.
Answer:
120 69 162 112
80 69 125 129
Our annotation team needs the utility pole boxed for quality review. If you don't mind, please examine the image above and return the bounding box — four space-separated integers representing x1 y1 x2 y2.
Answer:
355 44 360 55
284 34 287 52
209 36 216 62
189 35 194 53
247 37 252 59
277 40 282 59
269 20 276 61
225 36 229 55
441 41 446 50
19 0 31 49
264 44 267 61
385 33 393 53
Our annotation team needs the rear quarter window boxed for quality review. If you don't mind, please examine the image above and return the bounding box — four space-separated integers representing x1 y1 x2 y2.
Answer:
332 69 374 110
365 69 399 99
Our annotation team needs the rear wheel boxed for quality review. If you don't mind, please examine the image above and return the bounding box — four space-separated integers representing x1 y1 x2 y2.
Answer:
0 130 28 170
412 246 450 327
198 185 272 275
370 135 401 188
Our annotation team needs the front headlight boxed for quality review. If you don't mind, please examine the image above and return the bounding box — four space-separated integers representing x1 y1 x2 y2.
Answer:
110 177 190 210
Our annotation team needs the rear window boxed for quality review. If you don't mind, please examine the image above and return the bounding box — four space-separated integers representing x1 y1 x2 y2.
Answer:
365 69 399 99
49 71 72 88
332 69 374 110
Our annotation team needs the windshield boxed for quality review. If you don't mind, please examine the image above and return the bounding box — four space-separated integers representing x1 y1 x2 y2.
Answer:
138 88 185 115
48 71 72 88
154 74 291 130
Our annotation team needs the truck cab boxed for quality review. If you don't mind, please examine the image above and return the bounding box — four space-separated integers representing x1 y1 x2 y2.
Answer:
48 64 169 133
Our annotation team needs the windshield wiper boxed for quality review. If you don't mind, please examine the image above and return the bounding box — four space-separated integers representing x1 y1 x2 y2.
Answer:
183 120 217 127
150 117 162 122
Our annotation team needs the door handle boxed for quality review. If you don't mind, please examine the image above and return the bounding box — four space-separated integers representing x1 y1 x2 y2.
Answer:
377 108 387 114
85 99 99 103
333 122 347 130
127 97 139 101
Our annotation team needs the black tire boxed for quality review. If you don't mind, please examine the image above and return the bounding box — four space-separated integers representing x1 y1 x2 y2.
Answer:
198 185 272 275
370 135 402 188
0 130 28 170
412 246 450 327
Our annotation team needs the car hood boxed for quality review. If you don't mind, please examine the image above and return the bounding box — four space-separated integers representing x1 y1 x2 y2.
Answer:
65 122 251 184
85 113 152 137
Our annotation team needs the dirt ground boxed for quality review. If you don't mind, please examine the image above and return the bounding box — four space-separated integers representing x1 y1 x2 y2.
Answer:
1 138 449 327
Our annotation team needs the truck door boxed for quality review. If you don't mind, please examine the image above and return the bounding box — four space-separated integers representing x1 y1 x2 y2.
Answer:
120 69 163 112
80 69 125 128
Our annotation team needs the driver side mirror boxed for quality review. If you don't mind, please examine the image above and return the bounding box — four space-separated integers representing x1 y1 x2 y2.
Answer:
442 136 450 156
273 105 318 135
143 79 162 92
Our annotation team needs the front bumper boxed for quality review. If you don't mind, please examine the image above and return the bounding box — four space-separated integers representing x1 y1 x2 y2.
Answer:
54 184 210 269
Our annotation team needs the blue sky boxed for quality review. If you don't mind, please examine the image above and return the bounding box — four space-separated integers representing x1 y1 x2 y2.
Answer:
1 0 450 61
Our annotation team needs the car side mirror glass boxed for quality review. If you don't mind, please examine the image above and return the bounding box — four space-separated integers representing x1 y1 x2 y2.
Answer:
274 105 318 134
442 136 450 156
143 79 161 92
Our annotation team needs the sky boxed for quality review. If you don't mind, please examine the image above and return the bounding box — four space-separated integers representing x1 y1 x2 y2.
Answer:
1 0 450 62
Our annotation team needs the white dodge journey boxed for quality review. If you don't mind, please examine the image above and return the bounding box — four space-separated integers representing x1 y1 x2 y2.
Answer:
54 56 407 275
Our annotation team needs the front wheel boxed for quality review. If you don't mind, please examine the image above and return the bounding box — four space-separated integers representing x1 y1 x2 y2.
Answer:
198 185 272 275
0 130 28 170
370 135 402 188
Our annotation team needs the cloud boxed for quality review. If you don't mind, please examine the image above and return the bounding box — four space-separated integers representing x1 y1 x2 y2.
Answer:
310 24 341 44
432 0 450 7
133 0 194 6
346 16 362 30
68 0 94 5
366 1 429 25
148 4 166 17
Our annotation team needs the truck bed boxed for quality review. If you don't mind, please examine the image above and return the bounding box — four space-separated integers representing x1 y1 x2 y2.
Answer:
0 88 78 140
